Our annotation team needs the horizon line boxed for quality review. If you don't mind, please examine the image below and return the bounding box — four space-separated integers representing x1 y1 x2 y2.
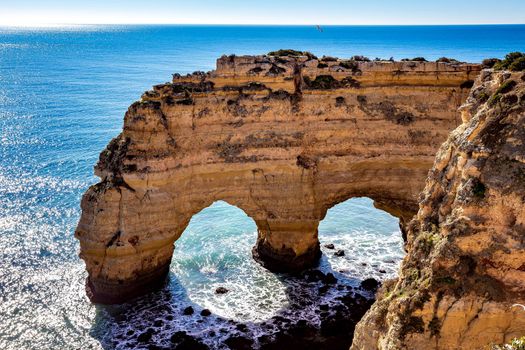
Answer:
2 22 525 28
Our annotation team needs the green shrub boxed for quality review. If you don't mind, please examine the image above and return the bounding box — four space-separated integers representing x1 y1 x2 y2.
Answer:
436 57 461 64
267 49 317 59
402 57 427 62
482 58 501 68
509 56 525 71
496 80 517 94
350 55 370 62
478 91 490 102
493 52 525 71
488 94 502 106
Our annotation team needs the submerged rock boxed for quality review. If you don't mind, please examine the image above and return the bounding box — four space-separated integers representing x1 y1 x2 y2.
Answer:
334 249 345 257
360 278 380 292
215 287 229 294
182 306 194 315
200 309 211 317
224 335 253 350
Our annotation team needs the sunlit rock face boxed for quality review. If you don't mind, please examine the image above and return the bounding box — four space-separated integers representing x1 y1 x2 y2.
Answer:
352 70 525 349
74 54 480 303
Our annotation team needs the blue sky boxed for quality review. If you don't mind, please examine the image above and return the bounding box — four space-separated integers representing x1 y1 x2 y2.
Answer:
1 0 524 26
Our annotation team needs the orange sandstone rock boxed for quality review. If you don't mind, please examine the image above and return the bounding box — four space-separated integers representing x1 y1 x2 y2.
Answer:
351 70 525 350
75 54 480 303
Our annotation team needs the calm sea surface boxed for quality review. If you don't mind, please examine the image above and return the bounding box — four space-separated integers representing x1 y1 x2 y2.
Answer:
1 25 524 349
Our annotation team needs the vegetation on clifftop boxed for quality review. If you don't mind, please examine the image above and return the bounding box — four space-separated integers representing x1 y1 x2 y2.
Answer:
267 49 317 59
484 52 525 71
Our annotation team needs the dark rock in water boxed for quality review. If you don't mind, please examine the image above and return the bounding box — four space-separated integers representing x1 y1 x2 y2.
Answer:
318 285 329 294
224 335 254 350
215 286 229 294
334 249 345 257
137 328 154 343
379 269 386 273
296 319 307 328
170 330 209 350
176 337 209 350
319 304 329 311
323 273 337 284
236 323 248 332
200 309 211 317
324 243 335 249
170 331 187 343
153 319 163 327
182 306 194 315
320 312 354 338
303 269 325 282
360 278 380 292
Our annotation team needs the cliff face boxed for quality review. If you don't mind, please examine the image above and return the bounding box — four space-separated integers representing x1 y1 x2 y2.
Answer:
75 54 480 303
352 70 525 349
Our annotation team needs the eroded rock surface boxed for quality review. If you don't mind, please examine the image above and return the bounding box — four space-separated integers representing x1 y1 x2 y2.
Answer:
352 70 525 349
75 54 480 303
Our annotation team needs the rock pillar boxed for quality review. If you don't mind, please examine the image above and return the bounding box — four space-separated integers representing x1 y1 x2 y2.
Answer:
252 218 321 272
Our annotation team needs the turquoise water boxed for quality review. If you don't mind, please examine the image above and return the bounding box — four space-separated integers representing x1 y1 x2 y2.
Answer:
1 25 524 349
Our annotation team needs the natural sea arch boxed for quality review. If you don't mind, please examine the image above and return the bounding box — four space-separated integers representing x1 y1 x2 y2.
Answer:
168 198 403 322
75 55 480 303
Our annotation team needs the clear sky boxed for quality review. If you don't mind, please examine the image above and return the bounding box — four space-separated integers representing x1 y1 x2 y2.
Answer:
1 0 524 26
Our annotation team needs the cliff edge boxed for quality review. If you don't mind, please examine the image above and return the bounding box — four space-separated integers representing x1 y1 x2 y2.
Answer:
352 69 525 349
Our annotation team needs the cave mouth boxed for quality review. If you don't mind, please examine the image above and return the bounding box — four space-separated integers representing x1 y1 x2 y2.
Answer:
93 199 405 349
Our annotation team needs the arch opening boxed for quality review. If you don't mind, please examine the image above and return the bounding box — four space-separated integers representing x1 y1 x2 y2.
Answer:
170 200 288 322
317 197 405 284
90 198 408 349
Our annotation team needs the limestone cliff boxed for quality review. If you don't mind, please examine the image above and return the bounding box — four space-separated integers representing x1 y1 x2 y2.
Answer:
75 53 480 303
351 70 525 349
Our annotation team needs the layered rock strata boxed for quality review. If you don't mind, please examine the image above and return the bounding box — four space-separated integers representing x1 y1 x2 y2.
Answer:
75 54 480 303
352 70 525 349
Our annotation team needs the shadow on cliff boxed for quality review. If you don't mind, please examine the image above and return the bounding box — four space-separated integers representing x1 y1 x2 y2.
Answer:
89 255 377 350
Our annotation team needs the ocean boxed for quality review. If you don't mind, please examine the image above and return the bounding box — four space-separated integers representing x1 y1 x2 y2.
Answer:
1 25 524 349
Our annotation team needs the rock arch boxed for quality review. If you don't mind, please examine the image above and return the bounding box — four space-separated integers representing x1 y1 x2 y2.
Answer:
75 54 481 303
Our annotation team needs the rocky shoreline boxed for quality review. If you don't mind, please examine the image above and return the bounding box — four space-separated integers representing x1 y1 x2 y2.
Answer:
97 265 381 350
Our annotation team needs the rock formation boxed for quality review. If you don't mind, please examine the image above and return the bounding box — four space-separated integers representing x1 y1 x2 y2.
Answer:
351 70 525 349
75 53 480 303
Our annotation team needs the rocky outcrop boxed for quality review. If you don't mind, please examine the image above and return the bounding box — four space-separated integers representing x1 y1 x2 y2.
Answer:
75 53 480 303
352 70 525 349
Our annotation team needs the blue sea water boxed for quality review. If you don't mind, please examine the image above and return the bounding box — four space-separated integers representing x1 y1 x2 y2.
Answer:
0 25 524 349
